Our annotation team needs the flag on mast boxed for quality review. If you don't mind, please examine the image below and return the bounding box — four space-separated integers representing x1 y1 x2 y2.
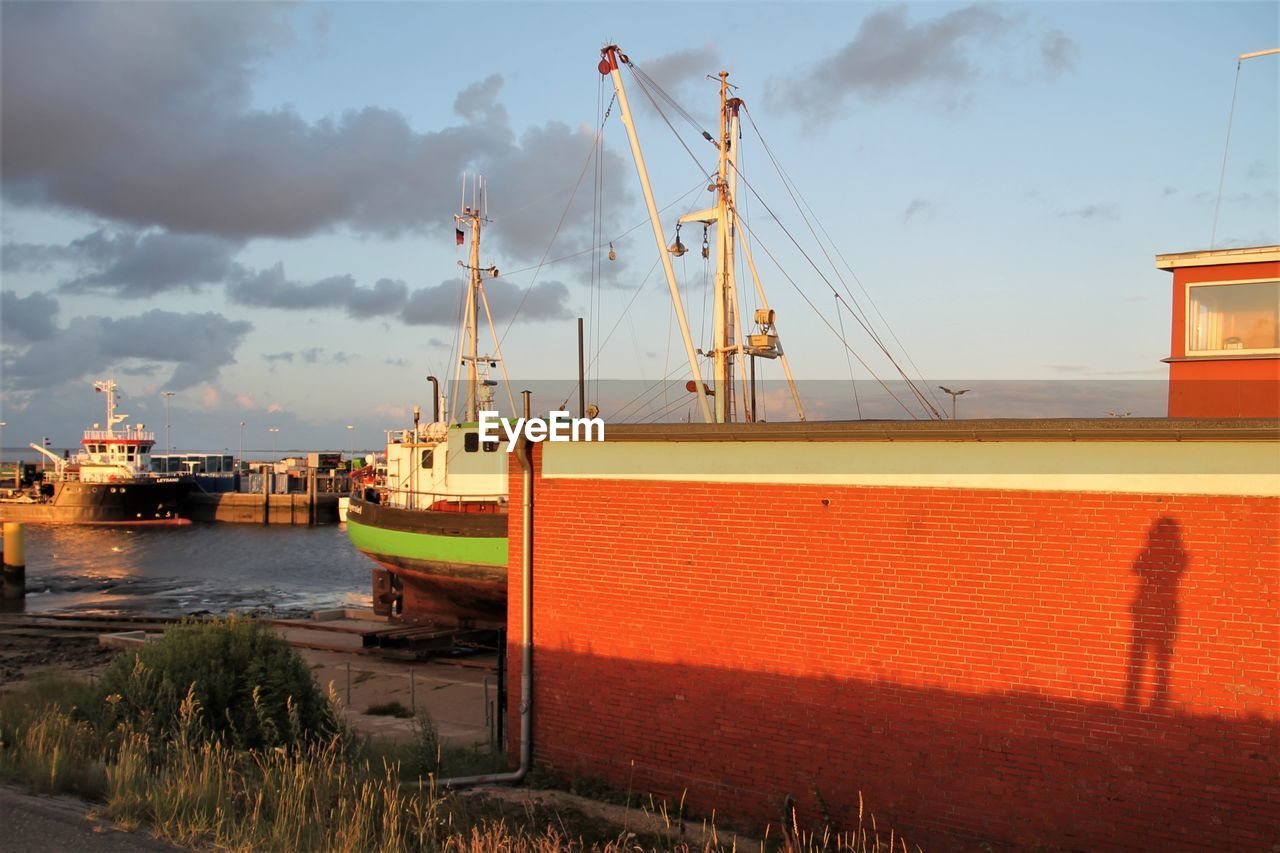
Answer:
455 228 465 246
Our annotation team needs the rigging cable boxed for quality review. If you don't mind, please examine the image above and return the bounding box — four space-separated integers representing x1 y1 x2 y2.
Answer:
623 63 713 180
834 294 864 419
1210 58 1243 250
494 179 703 279
553 256 662 411
732 210 921 419
728 164 930 419
741 105 942 419
497 93 615 347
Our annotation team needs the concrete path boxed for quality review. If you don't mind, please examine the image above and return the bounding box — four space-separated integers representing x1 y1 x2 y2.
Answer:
0 785 178 851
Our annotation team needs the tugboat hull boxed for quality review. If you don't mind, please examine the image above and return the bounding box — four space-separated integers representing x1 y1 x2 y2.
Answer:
346 496 507 626
0 479 191 524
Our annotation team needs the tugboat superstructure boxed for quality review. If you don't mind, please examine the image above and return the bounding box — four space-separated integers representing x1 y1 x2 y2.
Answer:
0 380 191 524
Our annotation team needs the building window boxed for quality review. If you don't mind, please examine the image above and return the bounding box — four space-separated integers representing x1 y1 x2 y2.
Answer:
463 432 479 453
1188 279 1279 355
420 449 433 469
483 440 499 452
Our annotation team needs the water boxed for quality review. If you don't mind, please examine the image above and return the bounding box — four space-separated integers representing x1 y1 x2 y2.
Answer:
12 523 372 617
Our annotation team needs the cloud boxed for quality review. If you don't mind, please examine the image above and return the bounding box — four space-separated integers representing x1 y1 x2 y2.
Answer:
263 347 355 368
1192 189 1279 209
1 290 60 343
1 241 78 273
1058 204 1118 221
453 74 508 128
629 45 720 119
482 120 633 267
1039 30 1078 76
0 2 611 255
228 263 408 318
402 277 571 326
59 229 240 297
902 198 932 224
3 309 251 391
766 6 1072 115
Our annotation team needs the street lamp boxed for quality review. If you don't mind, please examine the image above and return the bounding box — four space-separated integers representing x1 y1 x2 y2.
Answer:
938 386 970 420
268 427 280 461
346 424 355 468
0 420 6 489
161 391 176 454
239 421 246 472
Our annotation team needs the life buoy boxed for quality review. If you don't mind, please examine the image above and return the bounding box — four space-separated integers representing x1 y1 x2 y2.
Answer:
108 475 117 483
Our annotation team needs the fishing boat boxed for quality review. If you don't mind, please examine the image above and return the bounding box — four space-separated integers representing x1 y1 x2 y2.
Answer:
0 380 191 524
348 45 939 625
346 186 513 627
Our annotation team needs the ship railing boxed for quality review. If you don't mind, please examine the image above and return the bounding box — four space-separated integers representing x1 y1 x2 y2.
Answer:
82 429 156 441
373 484 507 503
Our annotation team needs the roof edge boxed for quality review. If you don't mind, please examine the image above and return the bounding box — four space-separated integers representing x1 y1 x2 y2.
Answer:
598 418 1280 443
1155 245 1280 270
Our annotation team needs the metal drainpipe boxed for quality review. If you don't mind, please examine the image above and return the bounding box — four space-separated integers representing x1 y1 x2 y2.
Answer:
433 391 533 789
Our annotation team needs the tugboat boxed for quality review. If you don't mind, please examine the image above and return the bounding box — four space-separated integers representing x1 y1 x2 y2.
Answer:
346 186 511 627
0 380 191 524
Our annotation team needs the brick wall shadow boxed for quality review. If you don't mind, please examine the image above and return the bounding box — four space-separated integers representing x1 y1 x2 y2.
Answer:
520 646 1278 850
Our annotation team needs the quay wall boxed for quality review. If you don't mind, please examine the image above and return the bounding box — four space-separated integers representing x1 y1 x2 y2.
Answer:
507 420 1280 850
181 492 338 524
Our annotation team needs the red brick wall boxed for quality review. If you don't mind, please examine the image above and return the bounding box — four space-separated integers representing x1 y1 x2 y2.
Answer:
508 446 1280 849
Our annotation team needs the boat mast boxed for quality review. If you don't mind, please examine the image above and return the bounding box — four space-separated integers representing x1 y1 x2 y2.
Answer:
455 177 510 423
714 73 738 423
676 72 740 422
94 379 123 436
601 46 805 423
600 46 713 424
457 185 483 424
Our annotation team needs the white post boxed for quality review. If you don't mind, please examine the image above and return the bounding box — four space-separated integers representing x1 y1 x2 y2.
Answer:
601 46 713 424
161 391 175 454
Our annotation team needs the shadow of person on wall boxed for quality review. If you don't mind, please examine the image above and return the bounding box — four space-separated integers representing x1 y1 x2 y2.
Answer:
1123 516 1189 711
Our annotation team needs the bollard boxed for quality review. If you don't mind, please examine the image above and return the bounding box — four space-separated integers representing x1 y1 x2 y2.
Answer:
2 522 26 600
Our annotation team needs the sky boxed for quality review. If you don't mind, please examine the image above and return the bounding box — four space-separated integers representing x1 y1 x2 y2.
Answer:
1 1 1277 452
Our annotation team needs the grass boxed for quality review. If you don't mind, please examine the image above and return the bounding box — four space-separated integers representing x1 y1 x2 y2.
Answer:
0 635 918 851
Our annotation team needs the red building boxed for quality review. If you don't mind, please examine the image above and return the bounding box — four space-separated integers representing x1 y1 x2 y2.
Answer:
1157 245 1279 417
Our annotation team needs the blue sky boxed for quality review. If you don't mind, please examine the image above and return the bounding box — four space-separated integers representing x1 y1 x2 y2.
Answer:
2 2 1276 451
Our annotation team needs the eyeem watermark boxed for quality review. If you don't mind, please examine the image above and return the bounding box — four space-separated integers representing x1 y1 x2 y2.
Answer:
478 410 605 452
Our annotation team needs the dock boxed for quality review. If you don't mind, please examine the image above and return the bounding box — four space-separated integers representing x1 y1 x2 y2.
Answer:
181 491 340 525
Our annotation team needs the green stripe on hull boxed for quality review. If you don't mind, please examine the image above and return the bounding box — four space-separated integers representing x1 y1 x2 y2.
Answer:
347 518 508 568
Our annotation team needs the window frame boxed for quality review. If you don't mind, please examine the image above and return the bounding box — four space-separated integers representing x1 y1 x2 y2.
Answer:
1185 277 1280 357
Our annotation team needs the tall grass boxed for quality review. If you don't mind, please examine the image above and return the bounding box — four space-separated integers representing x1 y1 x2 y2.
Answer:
0 686 920 852
0 624 918 850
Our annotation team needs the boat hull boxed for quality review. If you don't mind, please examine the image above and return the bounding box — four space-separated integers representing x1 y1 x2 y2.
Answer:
345 496 508 626
0 479 191 524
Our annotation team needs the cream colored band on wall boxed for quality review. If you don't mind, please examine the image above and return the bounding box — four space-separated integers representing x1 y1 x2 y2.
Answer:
542 440 1280 497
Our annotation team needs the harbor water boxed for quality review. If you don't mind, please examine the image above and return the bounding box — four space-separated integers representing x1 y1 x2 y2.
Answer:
9 523 370 617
